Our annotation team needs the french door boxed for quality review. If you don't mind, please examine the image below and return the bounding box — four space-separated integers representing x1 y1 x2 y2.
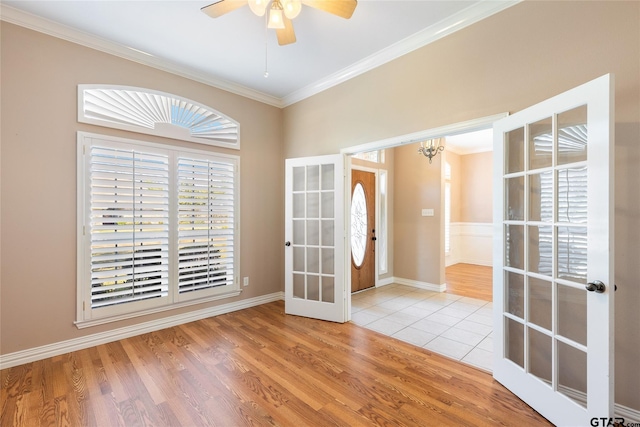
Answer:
284 154 346 322
493 74 614 426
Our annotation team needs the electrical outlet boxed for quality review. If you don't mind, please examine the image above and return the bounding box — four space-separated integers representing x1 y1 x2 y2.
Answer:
243 277 249 287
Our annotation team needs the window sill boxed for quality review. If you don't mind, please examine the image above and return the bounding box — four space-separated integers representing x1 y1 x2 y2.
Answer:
75 289 242 329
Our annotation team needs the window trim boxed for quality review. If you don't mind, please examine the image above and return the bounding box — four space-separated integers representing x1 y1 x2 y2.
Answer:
76 131 240 328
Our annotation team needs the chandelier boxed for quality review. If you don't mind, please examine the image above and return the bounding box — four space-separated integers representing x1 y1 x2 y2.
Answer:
418 139 445 164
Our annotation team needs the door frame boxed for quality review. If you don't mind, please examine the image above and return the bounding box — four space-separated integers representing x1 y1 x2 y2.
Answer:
341 113 508 321
350 165 380 291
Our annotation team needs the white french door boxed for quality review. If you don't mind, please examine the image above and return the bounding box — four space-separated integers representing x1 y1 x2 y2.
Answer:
285 154 346 322
493 74 614 426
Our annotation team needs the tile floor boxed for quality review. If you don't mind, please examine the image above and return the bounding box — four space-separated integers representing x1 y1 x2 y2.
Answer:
351 283 494 372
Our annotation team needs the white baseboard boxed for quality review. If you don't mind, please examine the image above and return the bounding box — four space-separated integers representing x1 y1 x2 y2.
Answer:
558 385 640 423
456 258 493 267
393 277 446 292
616 403 640 424
0 291 284 370
377 277 395 287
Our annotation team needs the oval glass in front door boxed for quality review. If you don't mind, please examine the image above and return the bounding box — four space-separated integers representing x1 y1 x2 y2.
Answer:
350 182 367 267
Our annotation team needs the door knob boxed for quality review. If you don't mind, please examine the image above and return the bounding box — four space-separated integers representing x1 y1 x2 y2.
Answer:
285 241 291 247
586 280 606 293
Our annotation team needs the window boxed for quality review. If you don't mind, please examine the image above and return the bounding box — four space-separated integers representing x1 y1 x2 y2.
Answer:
78 85 240 150
77 132 239 327
353 150 385 163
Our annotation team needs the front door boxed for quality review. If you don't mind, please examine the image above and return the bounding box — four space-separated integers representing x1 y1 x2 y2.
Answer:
284 154 346 322
493 74 614 425
351 169 376 293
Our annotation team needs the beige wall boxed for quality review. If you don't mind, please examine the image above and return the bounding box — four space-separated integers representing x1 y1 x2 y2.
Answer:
283 1 640 410
460 151 493 223
393 143 445 286
1 23 284 354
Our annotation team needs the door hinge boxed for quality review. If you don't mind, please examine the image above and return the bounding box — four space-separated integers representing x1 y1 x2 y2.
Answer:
83 145 86 155
83 301 86 311
83 225 86 235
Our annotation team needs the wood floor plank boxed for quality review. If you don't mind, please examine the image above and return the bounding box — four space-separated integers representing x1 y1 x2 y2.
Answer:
1 300 551 426
445 263 493 301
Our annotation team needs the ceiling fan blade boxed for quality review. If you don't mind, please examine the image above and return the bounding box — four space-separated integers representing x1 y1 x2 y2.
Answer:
277 17 296 45
201 0 247 18
301 0 357 19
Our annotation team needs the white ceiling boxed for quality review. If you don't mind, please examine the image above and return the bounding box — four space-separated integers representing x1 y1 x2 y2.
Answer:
446 128 494 154
2 0 517 107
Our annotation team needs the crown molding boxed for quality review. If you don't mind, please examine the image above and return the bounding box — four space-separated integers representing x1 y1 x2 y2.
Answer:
0 4 285 108
282 0 521 107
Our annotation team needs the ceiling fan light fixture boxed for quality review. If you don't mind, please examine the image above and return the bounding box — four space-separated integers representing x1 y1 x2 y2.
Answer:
282 0 302 19
248 0 268 17
267 0 286 29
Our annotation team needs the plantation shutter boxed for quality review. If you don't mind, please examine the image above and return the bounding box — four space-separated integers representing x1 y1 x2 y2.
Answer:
89 146 170 308
177 156 236 293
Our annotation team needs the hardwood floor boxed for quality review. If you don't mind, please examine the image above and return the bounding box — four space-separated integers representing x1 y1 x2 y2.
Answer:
1 301 550 427
445 263 493 302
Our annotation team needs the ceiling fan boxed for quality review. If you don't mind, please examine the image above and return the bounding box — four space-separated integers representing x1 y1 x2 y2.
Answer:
201 0 357 45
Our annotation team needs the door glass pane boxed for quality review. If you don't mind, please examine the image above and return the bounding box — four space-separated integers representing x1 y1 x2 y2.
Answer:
528 328 552 385
321 193 334 218
321 164 334 190
293 220 304 245
557 167 587 224
506 317 524 368
307 275 319 301
558 341 587 408
505 225 524 270
558 105 588 166
293 167 305 191
307 165 319 191
506 272 524 319
529 117 553 170
321 276 335 303
321 220 334 246
307 247 319 273
293 274 304 298
322 248 334 274
307 220 319 246
293 193 305 218
293 247 304 272
558 284 587 346
307 192 319 218
506 176 525 220
529 277 552 331
529 170 553 222
528 225 552 277
557 226 587 283
506 127 525 174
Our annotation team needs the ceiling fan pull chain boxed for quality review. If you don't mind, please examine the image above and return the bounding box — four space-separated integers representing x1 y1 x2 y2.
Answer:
264 12 269 78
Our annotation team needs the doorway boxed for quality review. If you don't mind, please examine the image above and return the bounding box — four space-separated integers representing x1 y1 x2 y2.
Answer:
349 126 497 371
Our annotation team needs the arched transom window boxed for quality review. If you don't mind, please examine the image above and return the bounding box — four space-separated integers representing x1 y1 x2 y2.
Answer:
78 85 240 149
